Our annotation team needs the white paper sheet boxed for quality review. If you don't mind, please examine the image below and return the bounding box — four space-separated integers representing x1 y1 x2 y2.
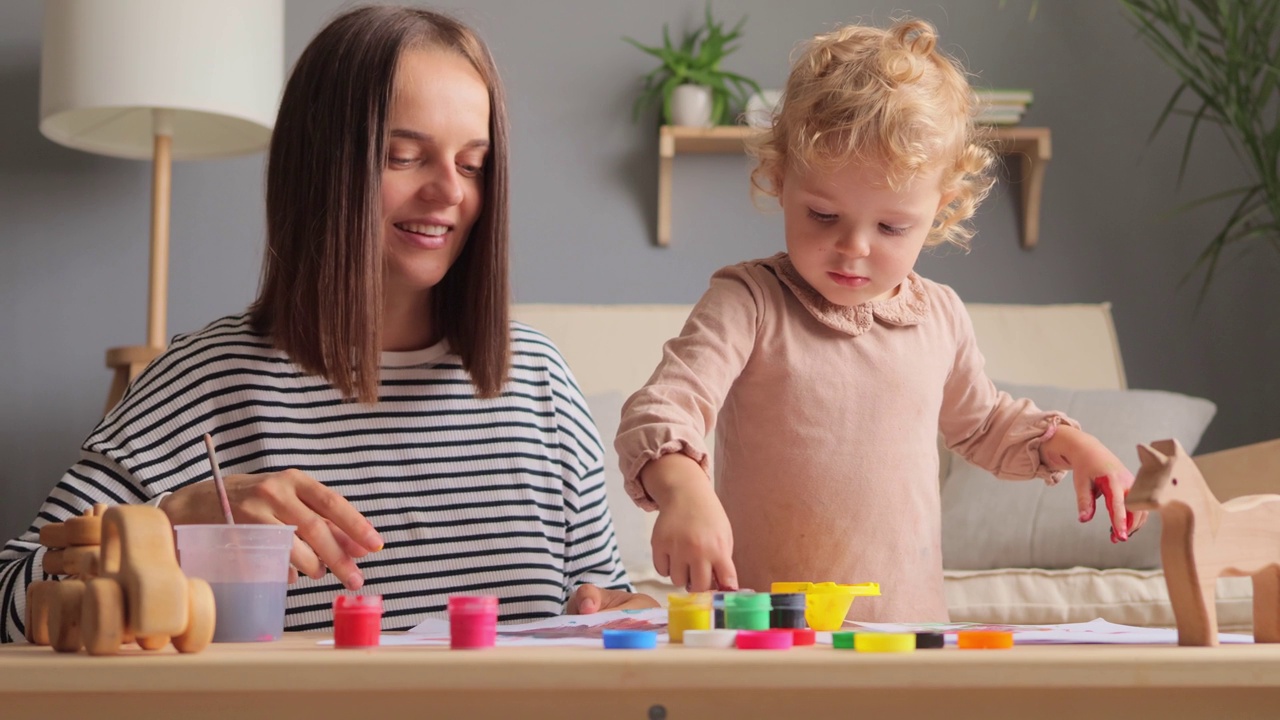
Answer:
318 608 669 647
844 618 1254 645
318 613 1254 647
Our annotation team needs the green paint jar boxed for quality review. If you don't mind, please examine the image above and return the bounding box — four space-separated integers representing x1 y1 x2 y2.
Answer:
723 591 771 630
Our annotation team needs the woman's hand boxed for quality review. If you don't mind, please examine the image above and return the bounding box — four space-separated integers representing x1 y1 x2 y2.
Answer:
566 584 660 614
640 453 738 592
159 469 384 590
1041 425 1148 542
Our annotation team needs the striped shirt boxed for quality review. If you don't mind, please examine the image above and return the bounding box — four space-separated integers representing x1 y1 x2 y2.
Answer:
0 313 630 642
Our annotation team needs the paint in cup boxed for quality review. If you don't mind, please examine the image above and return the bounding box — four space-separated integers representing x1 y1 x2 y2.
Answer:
175 524 295 642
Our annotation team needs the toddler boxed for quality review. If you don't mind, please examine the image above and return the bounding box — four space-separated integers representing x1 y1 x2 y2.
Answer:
614 18 1144 622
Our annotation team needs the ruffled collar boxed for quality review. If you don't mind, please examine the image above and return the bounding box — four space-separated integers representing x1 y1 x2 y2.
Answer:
763 253 930 337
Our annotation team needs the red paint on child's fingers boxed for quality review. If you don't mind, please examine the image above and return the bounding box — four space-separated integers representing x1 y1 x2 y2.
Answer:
1097 475 1133 542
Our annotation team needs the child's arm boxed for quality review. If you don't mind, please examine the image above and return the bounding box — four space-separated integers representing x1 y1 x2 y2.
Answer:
1039 424 1148 542
615 268 764 592
640 453 737 591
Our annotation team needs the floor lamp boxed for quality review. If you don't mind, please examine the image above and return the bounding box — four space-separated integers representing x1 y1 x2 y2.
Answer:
38 0 283 414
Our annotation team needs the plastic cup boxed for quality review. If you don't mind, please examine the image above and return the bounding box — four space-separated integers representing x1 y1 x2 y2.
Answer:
174 524 295 643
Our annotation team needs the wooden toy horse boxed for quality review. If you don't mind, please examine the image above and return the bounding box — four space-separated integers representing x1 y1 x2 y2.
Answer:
1126 438 1280 646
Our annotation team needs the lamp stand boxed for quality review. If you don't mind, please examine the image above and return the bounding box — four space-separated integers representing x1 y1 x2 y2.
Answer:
104 109 172 415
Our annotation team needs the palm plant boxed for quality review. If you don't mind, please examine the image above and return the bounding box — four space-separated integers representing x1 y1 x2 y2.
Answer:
625 4 762 126
1119 0 1280 299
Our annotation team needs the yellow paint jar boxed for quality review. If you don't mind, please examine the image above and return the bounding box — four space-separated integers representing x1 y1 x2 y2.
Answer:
666 593 712 643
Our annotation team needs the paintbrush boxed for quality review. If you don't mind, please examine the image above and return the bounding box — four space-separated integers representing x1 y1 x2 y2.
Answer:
203 433 235 525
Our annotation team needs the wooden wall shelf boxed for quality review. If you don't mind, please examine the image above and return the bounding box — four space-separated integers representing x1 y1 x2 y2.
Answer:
656 124 1051 249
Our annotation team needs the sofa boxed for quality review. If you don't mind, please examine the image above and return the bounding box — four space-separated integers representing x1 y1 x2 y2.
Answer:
514 302 1271 631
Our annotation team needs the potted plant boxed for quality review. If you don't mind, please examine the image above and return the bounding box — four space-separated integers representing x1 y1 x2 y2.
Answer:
625 3 762 127
1120 0 1279 298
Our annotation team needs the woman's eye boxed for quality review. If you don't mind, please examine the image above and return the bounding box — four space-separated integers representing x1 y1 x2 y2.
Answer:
879 223 909 236
458 163 484 178
807 209 837 223
388 156 416 168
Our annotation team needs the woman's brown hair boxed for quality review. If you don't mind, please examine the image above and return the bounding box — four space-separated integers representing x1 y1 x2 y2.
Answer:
251 4 511 401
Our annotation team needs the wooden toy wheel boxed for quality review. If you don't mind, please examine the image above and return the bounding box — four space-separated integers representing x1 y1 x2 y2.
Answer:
136 634 170 651
81 579 125 656
24 581 57 646
171 578 216 653
48 580 86 653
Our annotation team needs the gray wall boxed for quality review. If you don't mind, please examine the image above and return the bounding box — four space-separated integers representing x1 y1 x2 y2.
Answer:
2 0 1276 540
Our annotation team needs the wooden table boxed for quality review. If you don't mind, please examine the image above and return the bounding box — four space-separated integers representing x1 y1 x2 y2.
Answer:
3 635 1279 720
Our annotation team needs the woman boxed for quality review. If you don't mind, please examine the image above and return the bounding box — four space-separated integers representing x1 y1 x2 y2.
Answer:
0 5 652 641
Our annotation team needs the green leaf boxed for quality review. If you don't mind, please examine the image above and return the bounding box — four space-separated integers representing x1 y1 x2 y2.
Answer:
625 2 764 126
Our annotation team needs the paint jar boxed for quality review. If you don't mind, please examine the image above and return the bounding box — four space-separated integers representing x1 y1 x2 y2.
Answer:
175 524 295 642
666 593 712 643
712 592 727 629
769 592 807 629
448 595 499 649
332 595 383 648
723 591 771 630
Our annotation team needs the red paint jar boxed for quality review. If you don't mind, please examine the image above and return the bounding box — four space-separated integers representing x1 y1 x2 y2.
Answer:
449 595 499 649
332 595 383 648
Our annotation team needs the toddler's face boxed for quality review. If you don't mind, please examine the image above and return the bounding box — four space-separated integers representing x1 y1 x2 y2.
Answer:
780 160 947 306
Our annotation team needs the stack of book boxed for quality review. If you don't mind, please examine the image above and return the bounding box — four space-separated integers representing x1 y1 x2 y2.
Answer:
975 89 1033 125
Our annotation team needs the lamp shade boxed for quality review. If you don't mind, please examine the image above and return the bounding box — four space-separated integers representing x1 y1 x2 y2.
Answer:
39 0 283 160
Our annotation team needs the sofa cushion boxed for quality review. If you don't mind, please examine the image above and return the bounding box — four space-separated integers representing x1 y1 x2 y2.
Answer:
941 383 1216 571
944 567 1255 631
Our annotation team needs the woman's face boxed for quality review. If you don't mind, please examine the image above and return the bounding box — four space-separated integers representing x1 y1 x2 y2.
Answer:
381 47 490 296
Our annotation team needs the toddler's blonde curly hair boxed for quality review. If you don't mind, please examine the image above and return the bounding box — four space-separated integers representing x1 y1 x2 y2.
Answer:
748 18 995 249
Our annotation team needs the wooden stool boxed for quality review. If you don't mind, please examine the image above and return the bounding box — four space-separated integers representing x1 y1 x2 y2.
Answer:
104 345 164 415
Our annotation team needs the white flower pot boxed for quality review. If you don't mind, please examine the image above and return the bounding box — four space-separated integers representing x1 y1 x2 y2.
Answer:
669 84 713 127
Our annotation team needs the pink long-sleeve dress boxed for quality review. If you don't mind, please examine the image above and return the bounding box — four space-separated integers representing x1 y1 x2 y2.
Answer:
615 253 1075 621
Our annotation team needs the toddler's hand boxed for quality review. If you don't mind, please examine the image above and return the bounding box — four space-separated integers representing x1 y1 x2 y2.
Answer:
640 454 738 592
1046 427 1148 542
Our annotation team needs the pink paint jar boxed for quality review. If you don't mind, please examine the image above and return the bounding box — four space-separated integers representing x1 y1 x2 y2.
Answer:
448 595 499 649
332 595 383 648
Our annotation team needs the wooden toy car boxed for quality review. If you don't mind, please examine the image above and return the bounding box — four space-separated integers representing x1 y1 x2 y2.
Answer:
25 504 215 655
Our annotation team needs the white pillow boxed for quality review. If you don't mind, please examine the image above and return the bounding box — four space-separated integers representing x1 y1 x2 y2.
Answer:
585 391 662 582
941 383 1216 571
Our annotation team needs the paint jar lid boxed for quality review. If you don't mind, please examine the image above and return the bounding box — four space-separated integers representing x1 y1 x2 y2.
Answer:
602 629 657 649
791 628 816 646
770 581 812 594
448 595 499 614
855 632 916 653
915 632 945 649
683 629 738 648
333 594 383 615
768 592 806 610
736 629 794 650
723 591 771 611
668 592 712 609
957 631 1014 649
832 631 857 649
